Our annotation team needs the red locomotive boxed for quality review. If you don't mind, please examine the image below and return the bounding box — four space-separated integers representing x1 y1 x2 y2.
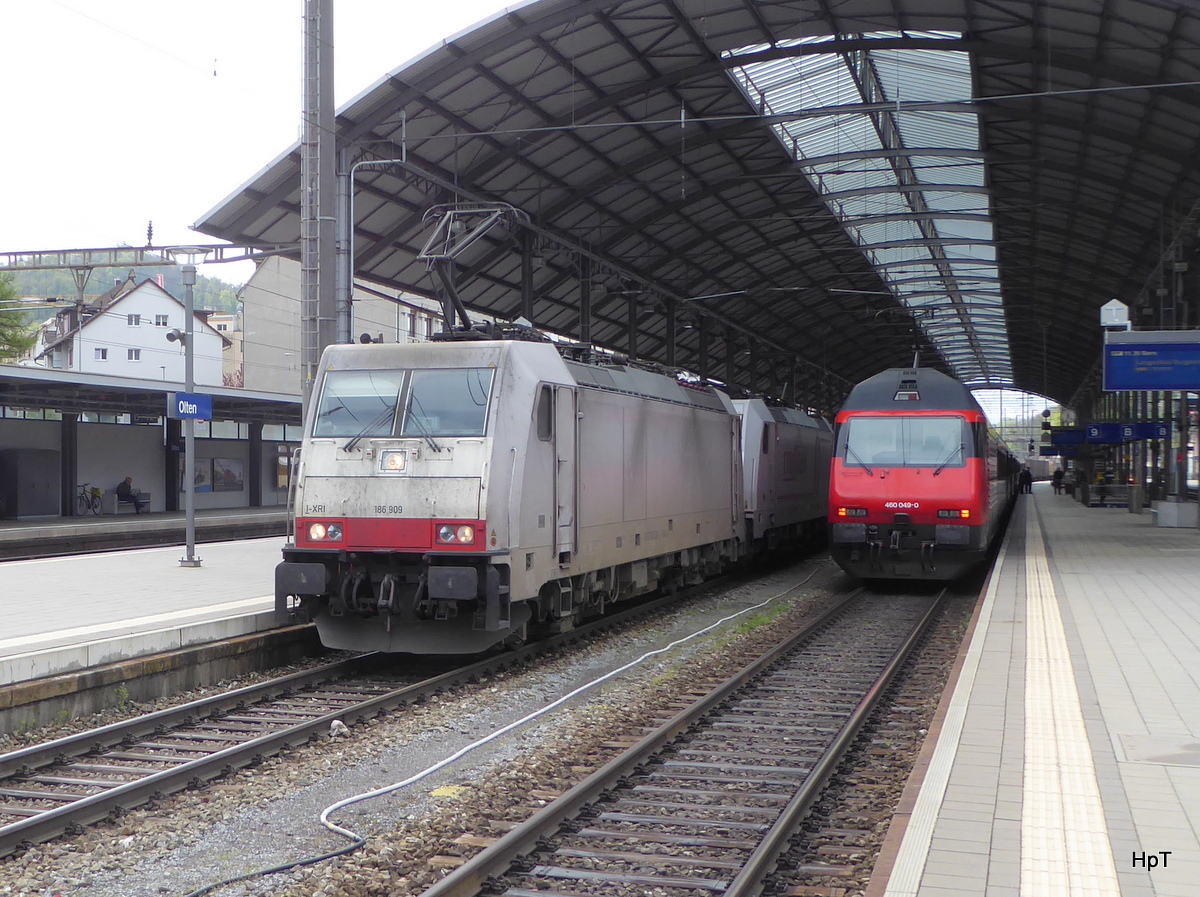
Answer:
828 367 1018 580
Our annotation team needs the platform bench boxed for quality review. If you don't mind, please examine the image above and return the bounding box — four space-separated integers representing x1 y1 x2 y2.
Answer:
1087 484 1130 508
101 490 153 515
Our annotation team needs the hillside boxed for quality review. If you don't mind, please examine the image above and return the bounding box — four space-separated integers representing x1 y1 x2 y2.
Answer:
3 266 241 314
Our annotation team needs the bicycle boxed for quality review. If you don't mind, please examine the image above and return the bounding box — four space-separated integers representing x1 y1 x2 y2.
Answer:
77 483 102 516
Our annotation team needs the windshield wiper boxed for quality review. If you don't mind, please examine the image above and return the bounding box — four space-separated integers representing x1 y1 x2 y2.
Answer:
933 443 965 476
845 443 873 476
404 395 443 453
342 405 396 452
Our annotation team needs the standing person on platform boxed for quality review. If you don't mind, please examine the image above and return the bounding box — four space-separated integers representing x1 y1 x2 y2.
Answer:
116 476 145 513
1052 467 1064 494
1019 466 1033 494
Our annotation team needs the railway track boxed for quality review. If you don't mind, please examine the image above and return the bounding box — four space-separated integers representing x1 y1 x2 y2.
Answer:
0 653 424 858
418 588 944 897
0 572 791 859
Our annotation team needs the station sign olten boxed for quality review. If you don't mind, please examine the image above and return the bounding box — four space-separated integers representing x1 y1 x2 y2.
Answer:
168 392 213 420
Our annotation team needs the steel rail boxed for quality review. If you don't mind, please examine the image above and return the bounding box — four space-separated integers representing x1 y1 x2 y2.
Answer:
0 574 751 857
0 654 368 780
419 589 866 897
722 589 945 897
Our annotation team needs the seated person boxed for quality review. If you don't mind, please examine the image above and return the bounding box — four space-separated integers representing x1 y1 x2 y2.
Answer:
116 476 145 513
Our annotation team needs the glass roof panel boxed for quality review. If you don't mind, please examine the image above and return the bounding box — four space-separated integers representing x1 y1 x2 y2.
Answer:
726 31 1011 385
922 191 988 212
895 111 978 149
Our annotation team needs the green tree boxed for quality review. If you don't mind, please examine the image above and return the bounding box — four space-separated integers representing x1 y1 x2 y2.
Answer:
0 274 37 362
1 266 244 313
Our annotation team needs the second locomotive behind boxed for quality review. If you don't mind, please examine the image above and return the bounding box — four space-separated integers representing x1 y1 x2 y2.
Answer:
828 367 1018 580
276 337 830 654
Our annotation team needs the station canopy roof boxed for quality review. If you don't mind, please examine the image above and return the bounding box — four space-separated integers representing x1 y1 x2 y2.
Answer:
196 0 1200 409
0 366 301 426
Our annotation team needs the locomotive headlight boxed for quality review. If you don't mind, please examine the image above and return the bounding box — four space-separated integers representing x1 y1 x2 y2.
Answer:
937 509 971 519
837 507 868 518
381 450 406 471
307 521 344 541
435 523 477 545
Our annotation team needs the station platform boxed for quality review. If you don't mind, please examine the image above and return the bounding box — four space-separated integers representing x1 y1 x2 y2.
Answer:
0 536 285 687
0 505 289 561
872 484 1200 897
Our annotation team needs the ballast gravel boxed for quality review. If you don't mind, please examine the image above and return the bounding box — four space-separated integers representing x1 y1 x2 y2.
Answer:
1 559 854 897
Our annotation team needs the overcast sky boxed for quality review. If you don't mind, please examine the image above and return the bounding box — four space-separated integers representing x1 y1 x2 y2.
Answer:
1 0 516 284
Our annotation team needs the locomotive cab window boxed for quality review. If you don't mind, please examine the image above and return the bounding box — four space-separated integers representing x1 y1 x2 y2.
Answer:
536 386 553 441
974 421 989 458
840 415 970 468
313 368 494 438
313 371 405 437
400 368 494 437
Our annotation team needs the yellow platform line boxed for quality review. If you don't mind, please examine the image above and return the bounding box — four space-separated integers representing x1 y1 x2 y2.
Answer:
882 516 1011 896
1023 507 1119 895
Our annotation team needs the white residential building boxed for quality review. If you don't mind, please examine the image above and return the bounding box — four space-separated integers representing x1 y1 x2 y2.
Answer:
34 275 227 386
207 311 244 387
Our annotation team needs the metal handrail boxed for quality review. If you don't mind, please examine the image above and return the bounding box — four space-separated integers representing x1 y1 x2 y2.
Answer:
285 446 302 543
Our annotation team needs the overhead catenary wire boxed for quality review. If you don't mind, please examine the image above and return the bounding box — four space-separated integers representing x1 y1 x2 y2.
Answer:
387 78 1200 144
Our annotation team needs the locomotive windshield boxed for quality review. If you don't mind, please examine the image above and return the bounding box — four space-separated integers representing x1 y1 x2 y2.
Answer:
313 371 405 437
313 368 494 438
840 415 970 468
400 369 493 437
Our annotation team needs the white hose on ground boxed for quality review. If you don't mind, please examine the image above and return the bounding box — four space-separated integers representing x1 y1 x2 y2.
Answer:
319 562 827 843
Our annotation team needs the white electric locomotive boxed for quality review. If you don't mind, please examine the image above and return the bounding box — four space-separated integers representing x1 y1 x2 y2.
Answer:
277 338 756 654
276 335 833 654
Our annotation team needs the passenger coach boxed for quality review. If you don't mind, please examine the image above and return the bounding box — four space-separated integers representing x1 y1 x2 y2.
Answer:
828 367 1017 580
